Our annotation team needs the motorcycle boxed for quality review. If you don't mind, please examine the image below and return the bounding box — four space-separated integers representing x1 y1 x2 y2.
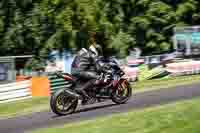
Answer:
50 57 132 116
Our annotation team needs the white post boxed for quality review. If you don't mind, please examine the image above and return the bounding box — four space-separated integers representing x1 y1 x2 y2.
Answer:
186 35 191 56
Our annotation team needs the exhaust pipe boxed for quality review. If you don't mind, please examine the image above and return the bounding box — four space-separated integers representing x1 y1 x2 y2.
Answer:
96 95 111 99
64 89 80 98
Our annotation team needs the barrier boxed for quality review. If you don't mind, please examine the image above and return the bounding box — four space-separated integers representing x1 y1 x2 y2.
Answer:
48 74 72 94
0 80 31 103
0 74 69 104
31 77 50 96
127 53 176 65
166 61 200 76
138 65 167 81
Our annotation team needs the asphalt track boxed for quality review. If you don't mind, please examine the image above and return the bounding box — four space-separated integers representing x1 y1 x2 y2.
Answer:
0 83 200 133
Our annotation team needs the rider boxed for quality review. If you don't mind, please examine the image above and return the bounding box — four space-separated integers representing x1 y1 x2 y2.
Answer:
71 33 103 105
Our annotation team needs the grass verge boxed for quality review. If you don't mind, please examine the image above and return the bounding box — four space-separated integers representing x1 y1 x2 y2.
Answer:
31 97 200 133
1 75 200 119
0 97 49 119
133 74 200 92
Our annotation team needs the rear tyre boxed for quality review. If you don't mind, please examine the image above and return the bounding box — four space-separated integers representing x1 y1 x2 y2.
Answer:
50 89 78 116
111 79 132 104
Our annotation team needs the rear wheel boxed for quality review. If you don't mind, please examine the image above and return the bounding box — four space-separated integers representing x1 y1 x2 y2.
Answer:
111 79 132 104
50 89 78 116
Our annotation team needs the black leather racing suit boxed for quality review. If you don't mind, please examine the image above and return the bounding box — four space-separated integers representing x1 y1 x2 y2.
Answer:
71 48 100 100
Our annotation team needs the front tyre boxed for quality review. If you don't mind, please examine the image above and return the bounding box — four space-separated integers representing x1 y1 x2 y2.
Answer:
50 89 78 116
111 79 132 104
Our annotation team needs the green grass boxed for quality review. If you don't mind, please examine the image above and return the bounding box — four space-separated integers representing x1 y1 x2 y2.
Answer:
134 74 200 92
31 97 200 133
0 97 49 119
1 75 200 119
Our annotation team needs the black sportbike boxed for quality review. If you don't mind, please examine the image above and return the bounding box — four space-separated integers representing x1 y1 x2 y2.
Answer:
50 57 132 116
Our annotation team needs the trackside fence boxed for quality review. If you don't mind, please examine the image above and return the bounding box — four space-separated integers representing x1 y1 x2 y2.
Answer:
48 74 72 94
0 80 32 104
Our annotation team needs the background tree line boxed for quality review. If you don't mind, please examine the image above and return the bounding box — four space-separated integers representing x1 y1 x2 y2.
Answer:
0 0 200 58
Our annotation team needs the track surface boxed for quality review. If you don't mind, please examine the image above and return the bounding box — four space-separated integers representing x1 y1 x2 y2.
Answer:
1 83 200 133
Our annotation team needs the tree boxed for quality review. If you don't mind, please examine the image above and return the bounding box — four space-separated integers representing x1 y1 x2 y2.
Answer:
0 0 200 57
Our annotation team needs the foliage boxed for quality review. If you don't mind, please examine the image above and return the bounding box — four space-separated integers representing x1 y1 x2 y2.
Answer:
0 0 200 57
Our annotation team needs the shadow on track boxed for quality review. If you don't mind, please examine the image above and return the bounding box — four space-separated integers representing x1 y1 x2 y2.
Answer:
51 102 119 118
75 103 118 113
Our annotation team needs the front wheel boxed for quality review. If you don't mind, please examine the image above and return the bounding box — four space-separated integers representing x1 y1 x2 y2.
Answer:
50 89 78 116
111 79 132 104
